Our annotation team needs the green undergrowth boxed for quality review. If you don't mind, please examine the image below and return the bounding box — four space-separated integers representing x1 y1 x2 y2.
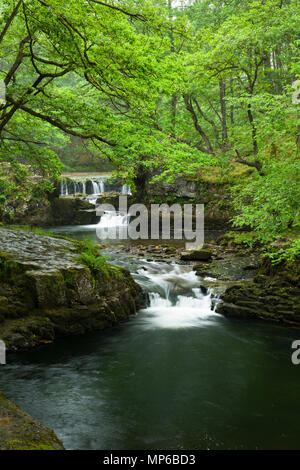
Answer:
222 230 300 265
77 239 110 277
78 239 124 279
183 162 254 184
0 223 56 237
264 237 300 265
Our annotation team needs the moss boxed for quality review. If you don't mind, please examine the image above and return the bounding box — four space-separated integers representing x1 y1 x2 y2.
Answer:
0 392 64 450
218 275 300 325
186 162 254 184
0 253 25 284
0 228 145 351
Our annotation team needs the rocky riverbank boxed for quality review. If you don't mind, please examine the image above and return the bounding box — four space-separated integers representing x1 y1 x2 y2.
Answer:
190 238 300 327
217 260 300 326
0 392 64 450
110 235 300 327
0 228 145 351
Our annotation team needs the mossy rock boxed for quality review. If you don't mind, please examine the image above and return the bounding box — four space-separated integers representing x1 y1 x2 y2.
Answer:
217 282 300 325
0 392 64 450
180 249 212 262
0 228 145 351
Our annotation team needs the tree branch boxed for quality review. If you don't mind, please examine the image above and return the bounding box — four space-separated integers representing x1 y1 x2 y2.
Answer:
88 0 147 21
0 0 23 44
19 104 116 146
183 94 214 154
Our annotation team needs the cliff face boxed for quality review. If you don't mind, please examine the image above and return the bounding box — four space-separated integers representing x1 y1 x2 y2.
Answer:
147 176 234 230
0 228 145 351
0 392 64 450
11 196 98 227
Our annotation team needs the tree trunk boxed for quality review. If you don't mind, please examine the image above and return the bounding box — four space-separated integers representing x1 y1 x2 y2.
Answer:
247 103 258 155
219 78 228 144
133 162 151 202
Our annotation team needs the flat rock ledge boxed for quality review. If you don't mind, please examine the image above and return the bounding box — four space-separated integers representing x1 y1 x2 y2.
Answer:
0 228 145 351
0 392 64 450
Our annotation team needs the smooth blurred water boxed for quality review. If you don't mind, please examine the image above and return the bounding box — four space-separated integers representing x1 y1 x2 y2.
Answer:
1 225 300 450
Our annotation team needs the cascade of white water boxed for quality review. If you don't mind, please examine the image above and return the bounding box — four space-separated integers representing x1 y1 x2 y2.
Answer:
99 179 105 194
98 210 129 227
90 179 105 195
134 262 220 329
92 181 99 194
121 185 132 195
60 175 131 196
60 180 69 196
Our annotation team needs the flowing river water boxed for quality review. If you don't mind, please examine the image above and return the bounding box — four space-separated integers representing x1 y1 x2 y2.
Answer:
1 220 300 450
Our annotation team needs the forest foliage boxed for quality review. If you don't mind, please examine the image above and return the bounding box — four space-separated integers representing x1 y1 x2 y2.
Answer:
0 0 299 259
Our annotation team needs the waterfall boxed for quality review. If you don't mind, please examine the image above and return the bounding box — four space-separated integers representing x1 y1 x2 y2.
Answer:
99 179 105 194
92 181 99 194
96 210 129 240
60 180 69 196
122 185 132 195
133 262 219 329
60 175 131 197
98 211 129 227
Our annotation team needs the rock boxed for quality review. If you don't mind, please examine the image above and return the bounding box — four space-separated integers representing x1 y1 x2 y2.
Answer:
49 197 98 225
150 178 197 199
180 249 212 261
0 228 145 350
243 263 259 271
0 392 64 450
193 255 259 281
164 246 177 254
217 279 300 326
146 176 235 229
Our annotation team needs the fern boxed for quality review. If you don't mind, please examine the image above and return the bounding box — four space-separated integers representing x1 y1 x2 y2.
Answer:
78 239 110 276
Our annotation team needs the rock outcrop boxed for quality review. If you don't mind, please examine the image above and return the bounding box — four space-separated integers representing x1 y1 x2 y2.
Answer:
147 176 234 229
0 228 145 350
48 197 98 226
217 260 300 326
0 392 64 450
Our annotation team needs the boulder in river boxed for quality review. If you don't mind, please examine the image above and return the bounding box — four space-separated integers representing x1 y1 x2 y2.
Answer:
180 249 212 262
0 228 145 350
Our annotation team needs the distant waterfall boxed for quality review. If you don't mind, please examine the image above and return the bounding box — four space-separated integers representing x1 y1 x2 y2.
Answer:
122 185 132 195
60 180 69 196
92 181 100 194
60 175 131 198
73 180 88 195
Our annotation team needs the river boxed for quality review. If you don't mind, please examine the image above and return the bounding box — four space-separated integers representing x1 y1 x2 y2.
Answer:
1 223 300 450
